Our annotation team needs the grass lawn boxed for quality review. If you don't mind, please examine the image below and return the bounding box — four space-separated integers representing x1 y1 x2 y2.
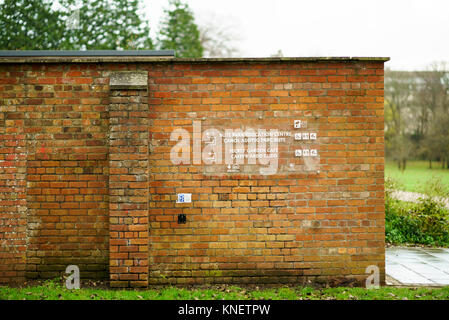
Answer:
1 280 449 300
385 160 449 192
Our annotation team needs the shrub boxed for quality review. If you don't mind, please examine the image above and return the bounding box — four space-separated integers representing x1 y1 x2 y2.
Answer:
385 177 449 247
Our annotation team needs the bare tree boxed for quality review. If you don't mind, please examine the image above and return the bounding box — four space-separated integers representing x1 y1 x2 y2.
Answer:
385 63 449 170
417 62 449 168
385 69 416 170
198 14 241 58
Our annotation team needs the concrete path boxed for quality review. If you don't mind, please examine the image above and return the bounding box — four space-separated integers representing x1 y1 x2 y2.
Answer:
391 190 449 209
386 247 449 286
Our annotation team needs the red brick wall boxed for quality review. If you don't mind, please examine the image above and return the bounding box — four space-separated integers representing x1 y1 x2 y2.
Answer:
147 60 385 285
0 58 386 286
109 88 149 287
0 87 27 284
0 64 110 282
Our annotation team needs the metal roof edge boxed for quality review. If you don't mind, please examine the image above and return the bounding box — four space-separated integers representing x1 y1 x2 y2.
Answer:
0 50 175 57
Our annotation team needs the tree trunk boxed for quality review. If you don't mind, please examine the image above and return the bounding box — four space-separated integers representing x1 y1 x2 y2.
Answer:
429 159 432 169
402 159 406 171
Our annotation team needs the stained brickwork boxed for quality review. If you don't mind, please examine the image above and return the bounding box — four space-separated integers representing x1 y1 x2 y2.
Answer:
109 83 149 288
0 58 387 286
147 60 386 285
0 97 27 284
1 64 109 282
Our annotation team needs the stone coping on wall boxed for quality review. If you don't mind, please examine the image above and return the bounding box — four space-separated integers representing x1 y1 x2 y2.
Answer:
0 51 390 64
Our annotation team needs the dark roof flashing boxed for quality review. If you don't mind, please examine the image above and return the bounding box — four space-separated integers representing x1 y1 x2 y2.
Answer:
0 50 175 57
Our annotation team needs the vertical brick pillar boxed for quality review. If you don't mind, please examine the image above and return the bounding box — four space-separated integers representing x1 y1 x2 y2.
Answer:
108 72 149 287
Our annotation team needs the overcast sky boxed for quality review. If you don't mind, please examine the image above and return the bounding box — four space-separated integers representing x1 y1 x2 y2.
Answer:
144 0 449 70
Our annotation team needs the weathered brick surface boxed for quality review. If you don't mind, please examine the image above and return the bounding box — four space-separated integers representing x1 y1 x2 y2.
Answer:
0 59 386 286
1 64 109 283
109 88 149 288
147 61 386 285
0 86 27 284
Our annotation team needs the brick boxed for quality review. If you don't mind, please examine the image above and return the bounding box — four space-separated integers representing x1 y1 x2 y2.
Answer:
0 58 386 288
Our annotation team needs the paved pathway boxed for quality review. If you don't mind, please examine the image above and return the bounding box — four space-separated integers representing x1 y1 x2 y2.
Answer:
386 247 449 286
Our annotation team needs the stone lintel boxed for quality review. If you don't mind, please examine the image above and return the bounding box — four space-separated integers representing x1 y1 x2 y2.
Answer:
110 71 148 90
